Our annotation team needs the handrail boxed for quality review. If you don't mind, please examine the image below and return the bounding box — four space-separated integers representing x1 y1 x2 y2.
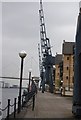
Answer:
0 90 37 119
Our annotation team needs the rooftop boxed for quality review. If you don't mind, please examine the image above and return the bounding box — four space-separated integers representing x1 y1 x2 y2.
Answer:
62 40 75 55
55 54 63 65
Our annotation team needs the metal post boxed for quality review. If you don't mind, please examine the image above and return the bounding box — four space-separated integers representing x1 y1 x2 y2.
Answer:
14 98 16 118
7 99 10 118
18 58 24 113
22 95 23 108
32 95 35 111
28 71 31 92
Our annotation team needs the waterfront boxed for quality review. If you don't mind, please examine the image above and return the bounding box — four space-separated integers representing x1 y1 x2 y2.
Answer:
13 91 73 118
0 88 24 119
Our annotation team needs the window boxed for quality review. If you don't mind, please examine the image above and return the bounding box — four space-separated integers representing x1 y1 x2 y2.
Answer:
57 73 59 76
66 76 68 79
67 67 69 70
67 57 69 60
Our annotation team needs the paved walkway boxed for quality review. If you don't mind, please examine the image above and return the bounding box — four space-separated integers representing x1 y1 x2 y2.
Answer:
21 91 73 118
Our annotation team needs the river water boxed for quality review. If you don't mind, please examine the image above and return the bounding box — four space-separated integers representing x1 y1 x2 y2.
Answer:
0 88 24 119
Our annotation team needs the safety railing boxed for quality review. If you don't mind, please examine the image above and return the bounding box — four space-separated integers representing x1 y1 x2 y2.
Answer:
0 97 18 119
0 90 36 120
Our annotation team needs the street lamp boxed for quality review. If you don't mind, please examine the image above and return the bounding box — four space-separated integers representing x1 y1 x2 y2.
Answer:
28 69 32 92
18 50 27 113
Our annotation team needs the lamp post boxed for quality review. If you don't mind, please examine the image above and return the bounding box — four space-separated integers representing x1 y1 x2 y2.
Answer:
28 69 32 92
18 50 27 113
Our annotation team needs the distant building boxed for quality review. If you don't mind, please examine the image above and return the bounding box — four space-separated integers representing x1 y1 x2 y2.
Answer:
54 53 63 91
0 81 5 88
12 85 18 88
62 40 75 91
5 83 10 88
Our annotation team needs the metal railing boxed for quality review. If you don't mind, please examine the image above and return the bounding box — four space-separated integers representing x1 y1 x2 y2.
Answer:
0 90 36 119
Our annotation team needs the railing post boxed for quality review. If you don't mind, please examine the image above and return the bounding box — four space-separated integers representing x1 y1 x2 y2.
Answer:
22 95 23 107
14 98 16 118
7 99 10 118
32 95 35 111
18 96 20 113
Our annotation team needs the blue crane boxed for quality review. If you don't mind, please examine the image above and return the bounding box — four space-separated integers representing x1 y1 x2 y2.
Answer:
38 0 54 93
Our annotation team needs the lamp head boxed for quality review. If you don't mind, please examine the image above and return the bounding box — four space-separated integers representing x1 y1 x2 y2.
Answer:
19 50 27 58
29 68 32 72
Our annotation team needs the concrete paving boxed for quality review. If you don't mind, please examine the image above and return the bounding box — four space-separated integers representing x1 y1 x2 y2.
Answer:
23 91 73 118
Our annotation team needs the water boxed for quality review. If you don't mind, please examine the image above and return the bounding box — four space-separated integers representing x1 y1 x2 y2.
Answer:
0 88 24 119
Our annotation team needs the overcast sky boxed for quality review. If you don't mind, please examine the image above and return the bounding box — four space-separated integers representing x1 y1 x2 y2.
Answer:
0 1 80 86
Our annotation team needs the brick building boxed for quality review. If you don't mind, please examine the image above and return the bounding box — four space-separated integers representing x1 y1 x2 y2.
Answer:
62 40 75 91
54 54 63 91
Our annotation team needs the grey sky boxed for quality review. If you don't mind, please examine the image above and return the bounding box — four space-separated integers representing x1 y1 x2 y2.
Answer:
1 1 80 86
2 2 39 77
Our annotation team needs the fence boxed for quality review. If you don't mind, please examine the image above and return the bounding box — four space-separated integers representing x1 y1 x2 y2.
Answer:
0 90 36 119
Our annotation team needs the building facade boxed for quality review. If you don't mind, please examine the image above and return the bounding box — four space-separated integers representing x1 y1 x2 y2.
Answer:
54 54 63 91
62 40 75 91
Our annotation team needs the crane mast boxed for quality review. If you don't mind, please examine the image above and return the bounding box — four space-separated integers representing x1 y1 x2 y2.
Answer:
38 43 44 88
38 43 42 73
39 0 54 93
38 43 43 78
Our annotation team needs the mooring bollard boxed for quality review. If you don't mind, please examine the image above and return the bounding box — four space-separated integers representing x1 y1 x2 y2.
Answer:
7 99 10 118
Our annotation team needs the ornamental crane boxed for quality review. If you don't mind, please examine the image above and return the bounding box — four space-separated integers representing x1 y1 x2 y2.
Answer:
38 0 54 93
